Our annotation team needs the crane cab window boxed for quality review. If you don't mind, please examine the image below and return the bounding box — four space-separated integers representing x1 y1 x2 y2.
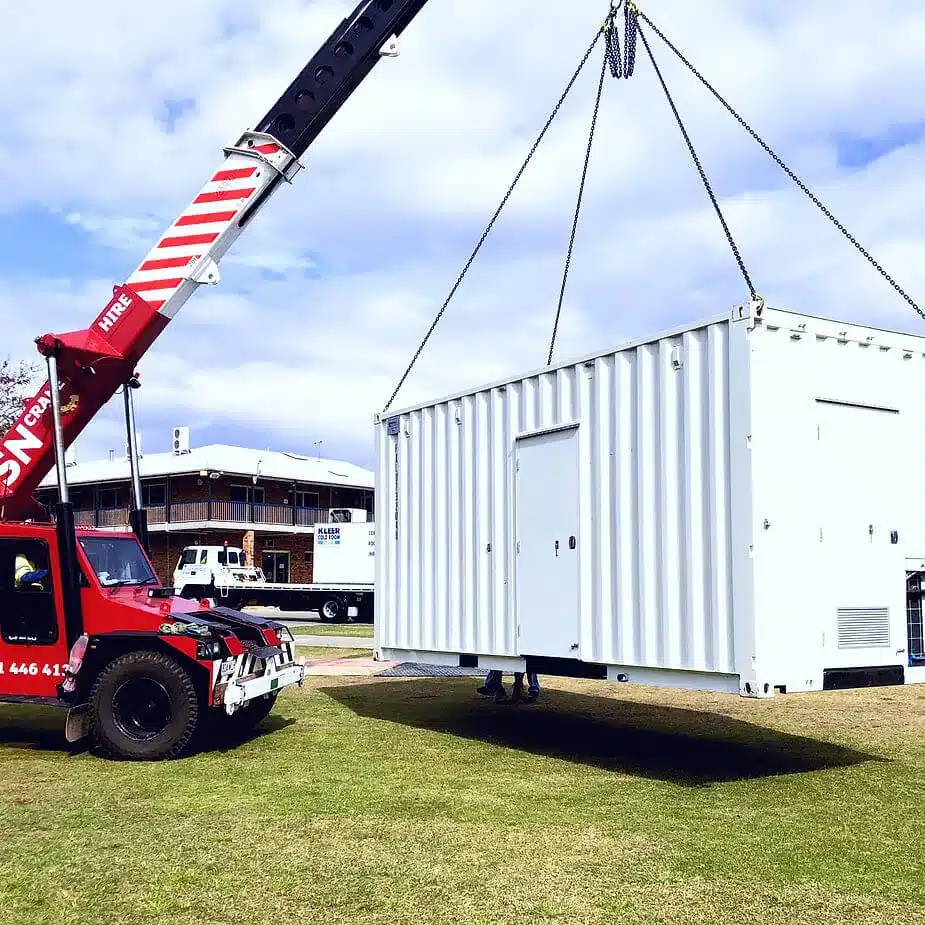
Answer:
78 537 157 588
0 538 58 646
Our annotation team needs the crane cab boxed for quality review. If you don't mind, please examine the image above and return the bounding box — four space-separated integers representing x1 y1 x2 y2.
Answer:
0 521 303 758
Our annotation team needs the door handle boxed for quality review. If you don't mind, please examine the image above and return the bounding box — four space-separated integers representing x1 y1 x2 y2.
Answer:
569 536 576 550
554 540 559 557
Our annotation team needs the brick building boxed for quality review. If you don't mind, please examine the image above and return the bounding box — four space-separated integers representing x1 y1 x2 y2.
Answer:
36 431 374 585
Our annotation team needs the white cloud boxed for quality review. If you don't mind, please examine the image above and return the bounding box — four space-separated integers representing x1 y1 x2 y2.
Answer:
0 0 923 474
63 212 162 253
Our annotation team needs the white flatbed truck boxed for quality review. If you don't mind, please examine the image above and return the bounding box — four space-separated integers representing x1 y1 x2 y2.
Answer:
172 508 375 622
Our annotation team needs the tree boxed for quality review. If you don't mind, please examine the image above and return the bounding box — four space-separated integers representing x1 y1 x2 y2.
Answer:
0 357 40 434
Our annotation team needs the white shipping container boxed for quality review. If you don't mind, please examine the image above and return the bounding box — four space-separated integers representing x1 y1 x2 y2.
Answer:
374 304 925 697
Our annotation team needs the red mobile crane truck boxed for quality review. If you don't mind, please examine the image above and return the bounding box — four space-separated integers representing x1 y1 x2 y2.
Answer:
0 0 430 760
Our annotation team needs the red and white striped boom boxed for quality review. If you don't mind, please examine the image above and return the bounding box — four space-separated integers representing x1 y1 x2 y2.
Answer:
0 0 431 521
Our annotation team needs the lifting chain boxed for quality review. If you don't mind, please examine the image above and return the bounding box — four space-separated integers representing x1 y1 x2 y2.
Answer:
548 3 640 364
385 3 921 414
636 23 761 305
637 9 922 323
383 8 616 412
605 1 638 79
547 43 610 366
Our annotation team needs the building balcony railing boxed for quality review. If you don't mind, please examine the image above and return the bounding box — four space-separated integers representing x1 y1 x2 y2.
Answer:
72 500 332 530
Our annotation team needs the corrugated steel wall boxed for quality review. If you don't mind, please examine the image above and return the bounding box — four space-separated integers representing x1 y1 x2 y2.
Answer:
378 318 738 675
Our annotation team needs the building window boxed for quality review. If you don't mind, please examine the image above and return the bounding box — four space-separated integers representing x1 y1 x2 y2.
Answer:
292 490 320 509
230 485 265 504
96 487 118 510
142 483 167 506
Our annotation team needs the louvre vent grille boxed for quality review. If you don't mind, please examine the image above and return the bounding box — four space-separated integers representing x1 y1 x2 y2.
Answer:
837 608 890 649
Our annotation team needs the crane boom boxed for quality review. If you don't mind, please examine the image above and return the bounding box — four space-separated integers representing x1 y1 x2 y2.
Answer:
0 0 431 521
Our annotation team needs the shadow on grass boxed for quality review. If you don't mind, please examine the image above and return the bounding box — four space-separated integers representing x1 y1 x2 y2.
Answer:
198 713 298 756
0 705 70 753
324 678 885 786
0 703 298 759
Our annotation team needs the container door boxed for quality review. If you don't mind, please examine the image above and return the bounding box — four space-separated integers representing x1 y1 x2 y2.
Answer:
515 426 581 658
815 399 906 669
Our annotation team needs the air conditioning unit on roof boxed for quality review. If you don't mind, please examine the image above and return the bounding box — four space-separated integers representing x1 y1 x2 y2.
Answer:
172 426 190 455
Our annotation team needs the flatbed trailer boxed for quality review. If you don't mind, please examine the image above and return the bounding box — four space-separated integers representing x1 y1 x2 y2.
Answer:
174 510 375 621
211 579 372 622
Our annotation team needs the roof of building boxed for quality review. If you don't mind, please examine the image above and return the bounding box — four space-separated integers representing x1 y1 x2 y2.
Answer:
38 444 374 491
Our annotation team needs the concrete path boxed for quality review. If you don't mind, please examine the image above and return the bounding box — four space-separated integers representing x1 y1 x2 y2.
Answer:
294 634 374 649
300 656 394 677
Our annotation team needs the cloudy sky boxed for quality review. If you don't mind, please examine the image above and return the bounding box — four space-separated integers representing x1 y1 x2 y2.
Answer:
1 0 922 472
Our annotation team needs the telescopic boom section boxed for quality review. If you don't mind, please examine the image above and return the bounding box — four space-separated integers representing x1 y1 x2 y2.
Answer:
0 0 431 522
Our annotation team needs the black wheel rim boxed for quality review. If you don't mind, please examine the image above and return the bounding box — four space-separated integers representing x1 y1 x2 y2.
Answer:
112 678 173 741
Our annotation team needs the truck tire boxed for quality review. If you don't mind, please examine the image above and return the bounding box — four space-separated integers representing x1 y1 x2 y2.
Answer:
88 650 200 761
319 596 345 623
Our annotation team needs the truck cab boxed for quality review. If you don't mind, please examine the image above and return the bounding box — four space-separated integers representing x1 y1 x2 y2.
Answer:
173 544 265 598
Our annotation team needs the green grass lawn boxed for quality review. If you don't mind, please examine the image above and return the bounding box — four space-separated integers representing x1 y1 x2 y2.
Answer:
287 622 374 639
1 676 924 924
